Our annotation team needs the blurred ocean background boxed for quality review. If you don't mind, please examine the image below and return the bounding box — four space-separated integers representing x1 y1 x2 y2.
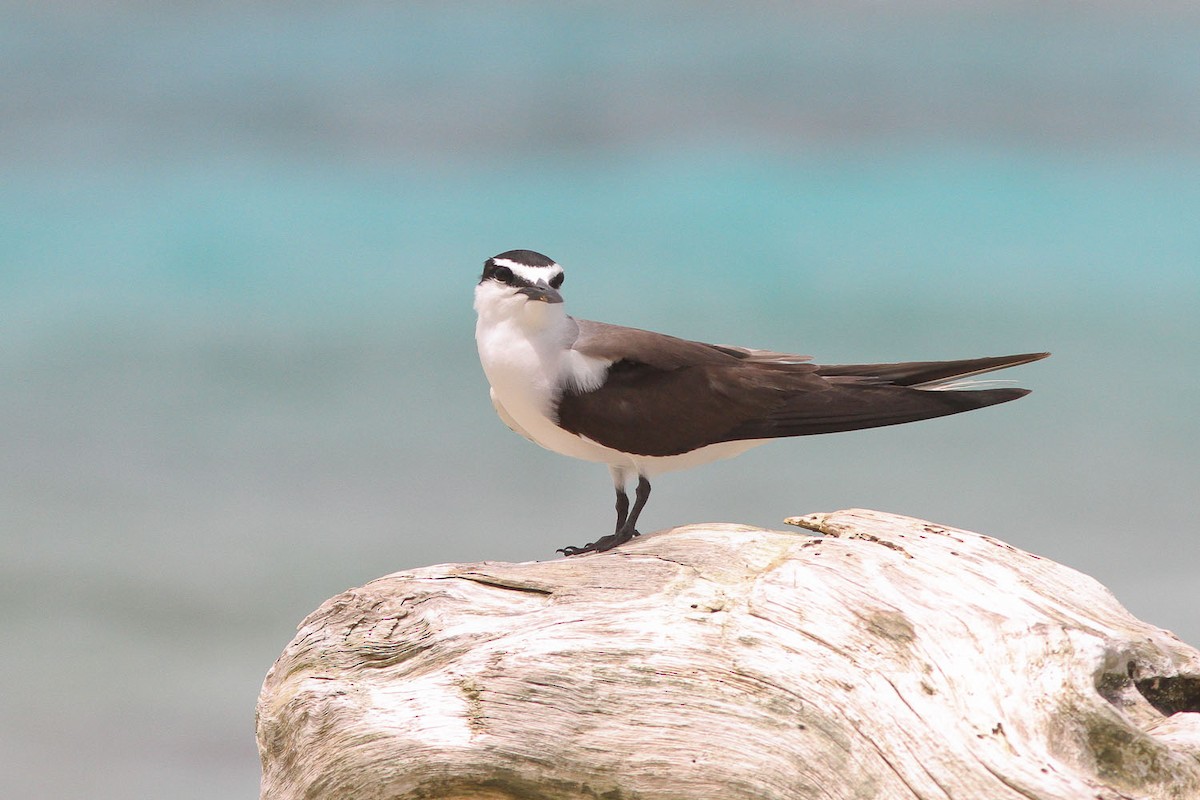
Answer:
3 2 1198 797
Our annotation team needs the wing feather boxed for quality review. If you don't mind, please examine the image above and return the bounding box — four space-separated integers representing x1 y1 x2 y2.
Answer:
555 319 1045 457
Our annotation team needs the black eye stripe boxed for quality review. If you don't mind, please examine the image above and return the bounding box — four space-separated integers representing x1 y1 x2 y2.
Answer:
479 259 564 291
481 259 525 286
493 267 533 288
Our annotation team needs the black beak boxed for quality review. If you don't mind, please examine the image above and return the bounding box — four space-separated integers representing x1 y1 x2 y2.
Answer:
517 281 563 304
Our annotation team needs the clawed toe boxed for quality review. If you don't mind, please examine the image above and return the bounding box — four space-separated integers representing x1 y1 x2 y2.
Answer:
557 533 620 556
557 529 641 556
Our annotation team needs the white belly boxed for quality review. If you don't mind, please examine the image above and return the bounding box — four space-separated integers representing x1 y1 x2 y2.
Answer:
631 438 767 476
477 320 617 464
477 318 768 477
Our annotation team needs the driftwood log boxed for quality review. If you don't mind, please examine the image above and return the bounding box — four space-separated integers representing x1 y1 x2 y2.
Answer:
257 509 1200 800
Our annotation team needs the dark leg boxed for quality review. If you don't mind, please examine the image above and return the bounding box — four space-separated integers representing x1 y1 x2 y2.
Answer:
558 475 652 557
618 476 651 541
614 486 630 533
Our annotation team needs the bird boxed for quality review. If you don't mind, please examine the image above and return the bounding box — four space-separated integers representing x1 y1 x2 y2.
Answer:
473 249 1047 556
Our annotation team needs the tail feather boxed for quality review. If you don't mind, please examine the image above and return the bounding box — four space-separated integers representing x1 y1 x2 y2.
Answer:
815 352 1049 388
720 352 1048 442
723 385 1031 440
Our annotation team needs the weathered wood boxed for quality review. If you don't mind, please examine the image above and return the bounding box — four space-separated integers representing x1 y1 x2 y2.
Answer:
257 509 1200 800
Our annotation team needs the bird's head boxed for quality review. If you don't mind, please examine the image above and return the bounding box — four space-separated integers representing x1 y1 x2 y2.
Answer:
474 250 566 326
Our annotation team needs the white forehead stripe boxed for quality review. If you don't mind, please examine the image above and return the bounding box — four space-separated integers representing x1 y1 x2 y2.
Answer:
492 258 562 284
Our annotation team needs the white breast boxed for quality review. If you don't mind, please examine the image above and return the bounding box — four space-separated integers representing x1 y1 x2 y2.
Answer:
475 309 619 466
474 289 769 476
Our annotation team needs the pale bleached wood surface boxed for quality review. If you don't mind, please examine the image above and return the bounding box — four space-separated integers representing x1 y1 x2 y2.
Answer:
257 509 1200 800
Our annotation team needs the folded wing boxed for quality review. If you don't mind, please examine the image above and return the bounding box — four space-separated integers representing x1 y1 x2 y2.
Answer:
557 319 1047 458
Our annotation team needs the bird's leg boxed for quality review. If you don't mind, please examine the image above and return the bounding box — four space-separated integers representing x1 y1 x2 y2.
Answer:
557 469 645 557
614 475 651 544
614 485 630 533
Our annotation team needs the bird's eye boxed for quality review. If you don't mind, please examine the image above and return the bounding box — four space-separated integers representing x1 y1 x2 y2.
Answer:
493 266 513 282
549 273 564 289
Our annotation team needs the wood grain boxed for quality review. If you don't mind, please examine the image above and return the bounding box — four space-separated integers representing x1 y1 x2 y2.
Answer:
257 510 1200 800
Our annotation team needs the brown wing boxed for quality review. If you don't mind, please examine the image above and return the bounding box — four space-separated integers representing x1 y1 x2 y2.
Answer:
568 319 799 370
556 320 1046 458
555 358 830 456
718 383 1031 442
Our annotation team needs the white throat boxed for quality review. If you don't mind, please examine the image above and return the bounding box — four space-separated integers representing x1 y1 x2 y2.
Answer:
474 281 579 407
473 281 567 335
474 283 611 455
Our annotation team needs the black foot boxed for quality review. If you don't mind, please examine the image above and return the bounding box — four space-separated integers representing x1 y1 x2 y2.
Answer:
557 529 640 556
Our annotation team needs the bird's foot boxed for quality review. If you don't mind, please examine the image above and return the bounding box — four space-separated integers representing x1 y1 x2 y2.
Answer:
556 529 640 556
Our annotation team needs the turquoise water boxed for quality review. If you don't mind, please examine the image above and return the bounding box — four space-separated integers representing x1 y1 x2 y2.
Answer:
3 4 1199 798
